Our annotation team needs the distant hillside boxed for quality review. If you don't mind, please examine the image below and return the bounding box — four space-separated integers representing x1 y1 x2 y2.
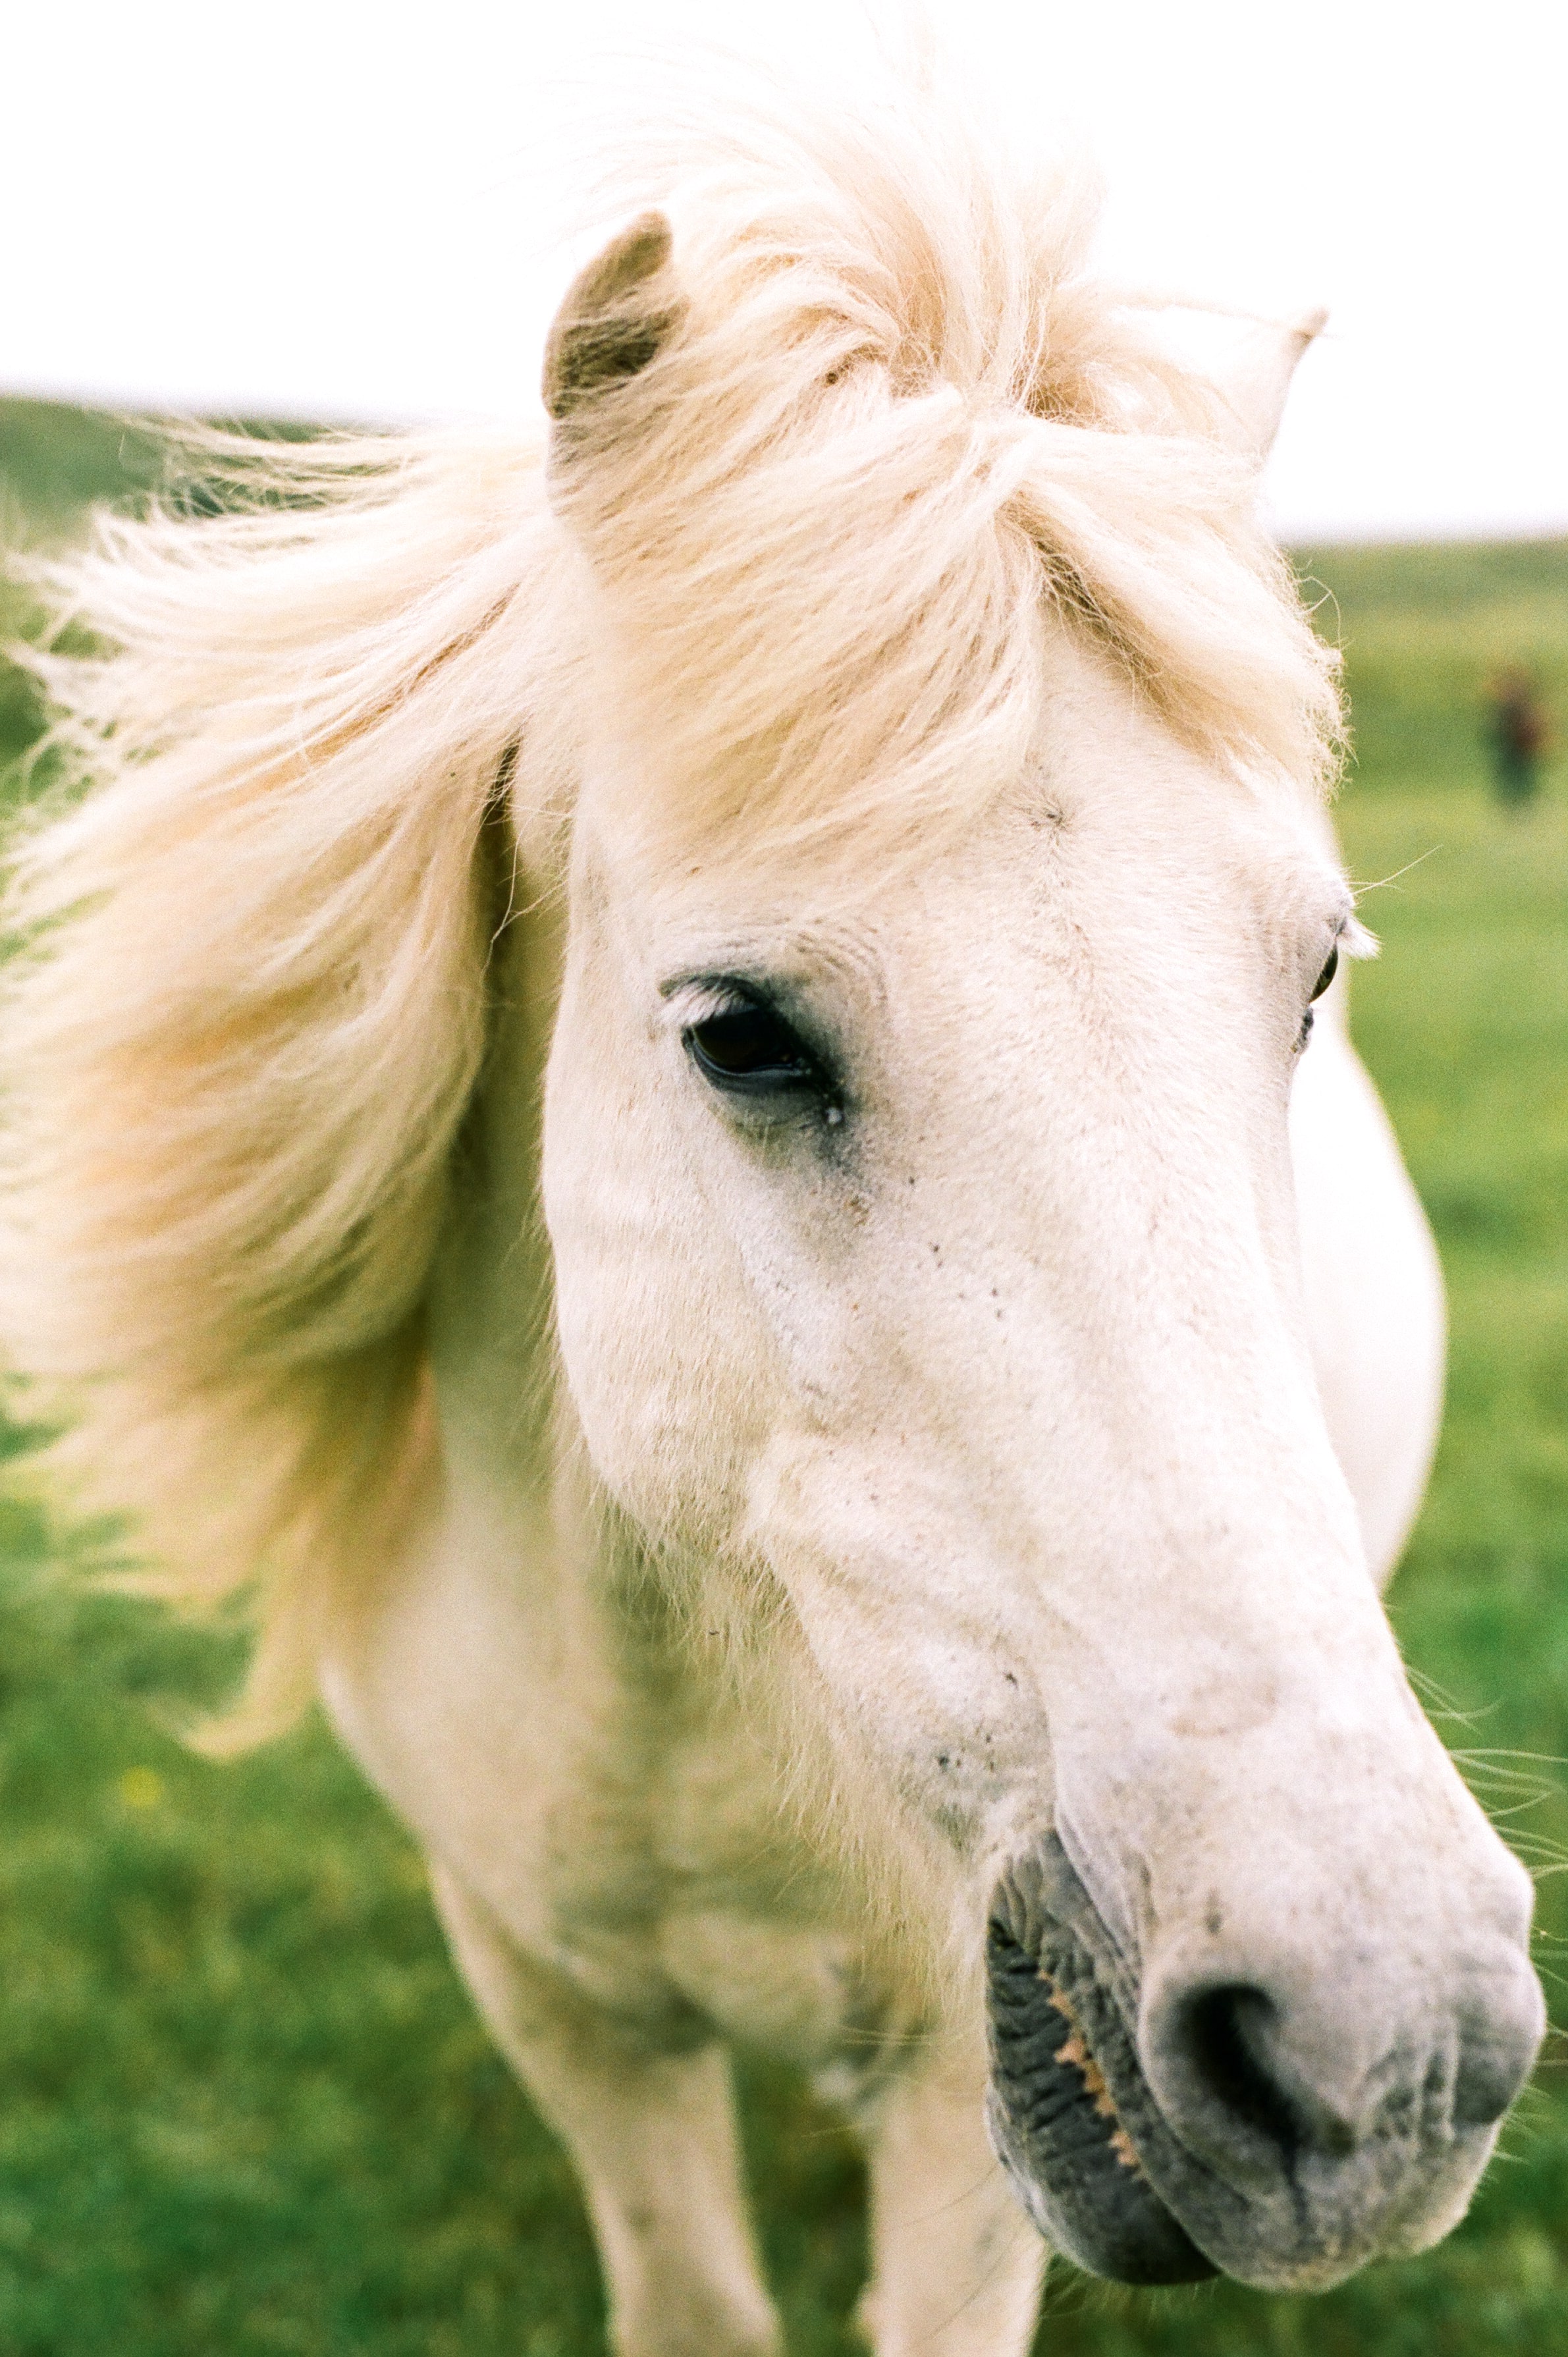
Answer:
1297 538 1568 798
0 398 165 522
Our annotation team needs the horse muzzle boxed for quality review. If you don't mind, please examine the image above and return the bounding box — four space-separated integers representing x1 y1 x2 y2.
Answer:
985 1833 1544 2290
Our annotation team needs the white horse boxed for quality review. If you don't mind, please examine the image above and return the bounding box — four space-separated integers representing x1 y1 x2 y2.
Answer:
1 80 1544 2356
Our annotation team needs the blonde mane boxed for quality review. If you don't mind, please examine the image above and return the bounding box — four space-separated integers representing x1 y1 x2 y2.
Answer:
0 77 1341 1733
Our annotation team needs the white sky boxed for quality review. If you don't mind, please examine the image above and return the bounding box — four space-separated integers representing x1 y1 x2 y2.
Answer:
3 0 1565 542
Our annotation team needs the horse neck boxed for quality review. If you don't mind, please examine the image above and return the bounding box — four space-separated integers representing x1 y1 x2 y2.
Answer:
426 890 565 1504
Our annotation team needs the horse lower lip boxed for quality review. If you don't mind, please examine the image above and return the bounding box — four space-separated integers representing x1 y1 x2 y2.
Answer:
986 1904 1216 2286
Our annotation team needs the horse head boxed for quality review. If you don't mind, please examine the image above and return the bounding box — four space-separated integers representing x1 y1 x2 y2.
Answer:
536 184 1542 2292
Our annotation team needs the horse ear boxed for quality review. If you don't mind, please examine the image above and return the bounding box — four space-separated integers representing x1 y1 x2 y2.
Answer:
1213 306 1328 460
542 211 683 423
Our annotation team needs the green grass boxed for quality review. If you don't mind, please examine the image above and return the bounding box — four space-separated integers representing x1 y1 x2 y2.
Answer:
3 400 1568 2353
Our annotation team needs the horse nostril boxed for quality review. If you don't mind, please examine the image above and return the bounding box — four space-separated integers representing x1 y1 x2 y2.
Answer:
1454 2023 1539 2128
1169 1970 1542 2169
1179 1984 1351 2161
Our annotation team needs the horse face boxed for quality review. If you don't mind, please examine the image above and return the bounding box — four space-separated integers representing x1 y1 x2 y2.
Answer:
541 629 1541 2291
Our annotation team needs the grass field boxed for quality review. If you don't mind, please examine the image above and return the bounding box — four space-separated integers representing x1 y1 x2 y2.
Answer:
3 398 1568 2355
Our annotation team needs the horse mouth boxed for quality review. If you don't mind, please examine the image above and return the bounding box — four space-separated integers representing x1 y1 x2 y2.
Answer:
987 1833 1538 2295
986 1891 1216 2286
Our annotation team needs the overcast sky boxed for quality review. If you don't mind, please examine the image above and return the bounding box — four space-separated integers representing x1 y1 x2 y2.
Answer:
4 0 1565 542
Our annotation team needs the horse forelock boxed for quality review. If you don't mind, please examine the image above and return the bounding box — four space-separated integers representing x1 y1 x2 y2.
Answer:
541 80 1341 884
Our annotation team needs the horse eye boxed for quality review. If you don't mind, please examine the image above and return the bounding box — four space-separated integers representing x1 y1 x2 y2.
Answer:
1297 941 1341 1050
1310 944 1339 1004
685 1002 822 1095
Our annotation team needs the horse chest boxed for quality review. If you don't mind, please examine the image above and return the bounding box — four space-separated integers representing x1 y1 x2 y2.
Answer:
464 1673 904 2076
329 1532 910 2071
649 1715 882 2064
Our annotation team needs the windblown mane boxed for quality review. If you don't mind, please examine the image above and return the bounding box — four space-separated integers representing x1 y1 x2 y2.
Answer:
0 75 1341 1732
